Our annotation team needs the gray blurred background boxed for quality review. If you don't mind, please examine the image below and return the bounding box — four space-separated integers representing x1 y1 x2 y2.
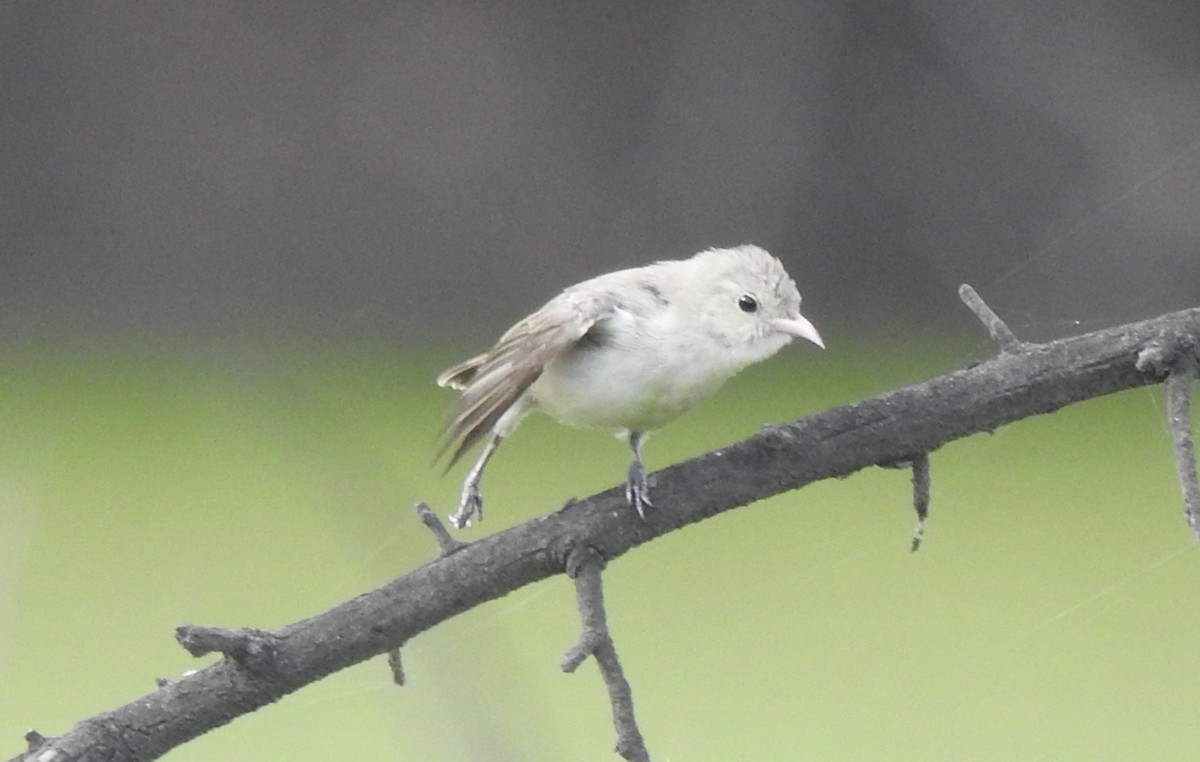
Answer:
4 1 1200 344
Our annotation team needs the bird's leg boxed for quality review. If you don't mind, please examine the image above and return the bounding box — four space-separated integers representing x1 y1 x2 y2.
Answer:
625 430 652 519
450 433 503 529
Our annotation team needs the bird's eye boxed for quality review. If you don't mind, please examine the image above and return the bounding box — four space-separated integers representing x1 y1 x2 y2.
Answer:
737 294 759 313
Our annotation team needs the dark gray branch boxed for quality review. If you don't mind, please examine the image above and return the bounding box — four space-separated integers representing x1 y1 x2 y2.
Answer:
21 734 46 755
10 294 1200 762
560 546 648 762
909 453 931 551
878 453 931 550
416 500 468 556
1136 333 1200 540
386 648 405 686
173 626 280 674
1166 355 1200 540
959 283 1025 352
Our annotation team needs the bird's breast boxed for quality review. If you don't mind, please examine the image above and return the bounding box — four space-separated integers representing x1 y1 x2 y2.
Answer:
528 332 743 431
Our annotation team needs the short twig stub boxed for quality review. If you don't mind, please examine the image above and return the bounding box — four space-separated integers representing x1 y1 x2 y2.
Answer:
958 284 1025 353
416 501 468 556
387 648 405 686
909 453 931 551
175 625 281 674
23 731 47 752
1165 356 1200 541
880 455 932 549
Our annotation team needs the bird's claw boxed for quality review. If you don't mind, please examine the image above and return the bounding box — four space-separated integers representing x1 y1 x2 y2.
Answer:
625 460 653 519
449 483 484 529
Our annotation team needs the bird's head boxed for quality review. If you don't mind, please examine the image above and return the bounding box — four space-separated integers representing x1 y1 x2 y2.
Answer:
683 245 824 363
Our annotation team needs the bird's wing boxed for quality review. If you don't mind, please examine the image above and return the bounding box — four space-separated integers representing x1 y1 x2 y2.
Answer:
436 353 487 391
437 289 613 468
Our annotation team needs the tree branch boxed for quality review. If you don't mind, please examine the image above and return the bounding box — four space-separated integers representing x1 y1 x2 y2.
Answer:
173 626 281 674
908 452 931 551
560 545 649 762
10 289 1200 762
879 452 931 550
958 283 1025 352
416 500 469 557
1166 360 1200 539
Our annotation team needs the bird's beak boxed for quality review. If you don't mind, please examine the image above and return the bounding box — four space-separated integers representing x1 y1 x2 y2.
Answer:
771 314 825 349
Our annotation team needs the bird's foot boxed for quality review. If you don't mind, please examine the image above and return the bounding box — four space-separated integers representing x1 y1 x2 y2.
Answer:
625 460 653 519
449 483 484 529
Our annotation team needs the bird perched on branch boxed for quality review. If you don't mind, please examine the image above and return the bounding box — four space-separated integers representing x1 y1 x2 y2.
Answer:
437 244 824 528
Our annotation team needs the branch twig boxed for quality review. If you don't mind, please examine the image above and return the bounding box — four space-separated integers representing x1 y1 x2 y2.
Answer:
416 501 468 556
174 626 280 674
1136 334 1200 542
1166 354 1200 541
959 284 1025 352
386 648 405 686
879 453 932 550
561 546 649 762
21 734 45 755
909 453 931 551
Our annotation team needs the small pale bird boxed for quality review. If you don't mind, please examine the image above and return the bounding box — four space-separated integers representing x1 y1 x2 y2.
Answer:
437 244 824 528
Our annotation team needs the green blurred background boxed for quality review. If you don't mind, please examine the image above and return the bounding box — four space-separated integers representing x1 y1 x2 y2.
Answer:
3 334 1199 761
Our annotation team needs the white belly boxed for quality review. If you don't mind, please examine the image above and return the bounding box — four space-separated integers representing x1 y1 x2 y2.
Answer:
530 333 744 431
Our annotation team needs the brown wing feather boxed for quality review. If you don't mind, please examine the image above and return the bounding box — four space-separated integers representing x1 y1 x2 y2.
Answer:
436 354 486 391
436 290 611 468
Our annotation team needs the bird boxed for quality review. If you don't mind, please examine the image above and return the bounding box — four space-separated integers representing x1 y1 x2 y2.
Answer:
436 244 824 528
